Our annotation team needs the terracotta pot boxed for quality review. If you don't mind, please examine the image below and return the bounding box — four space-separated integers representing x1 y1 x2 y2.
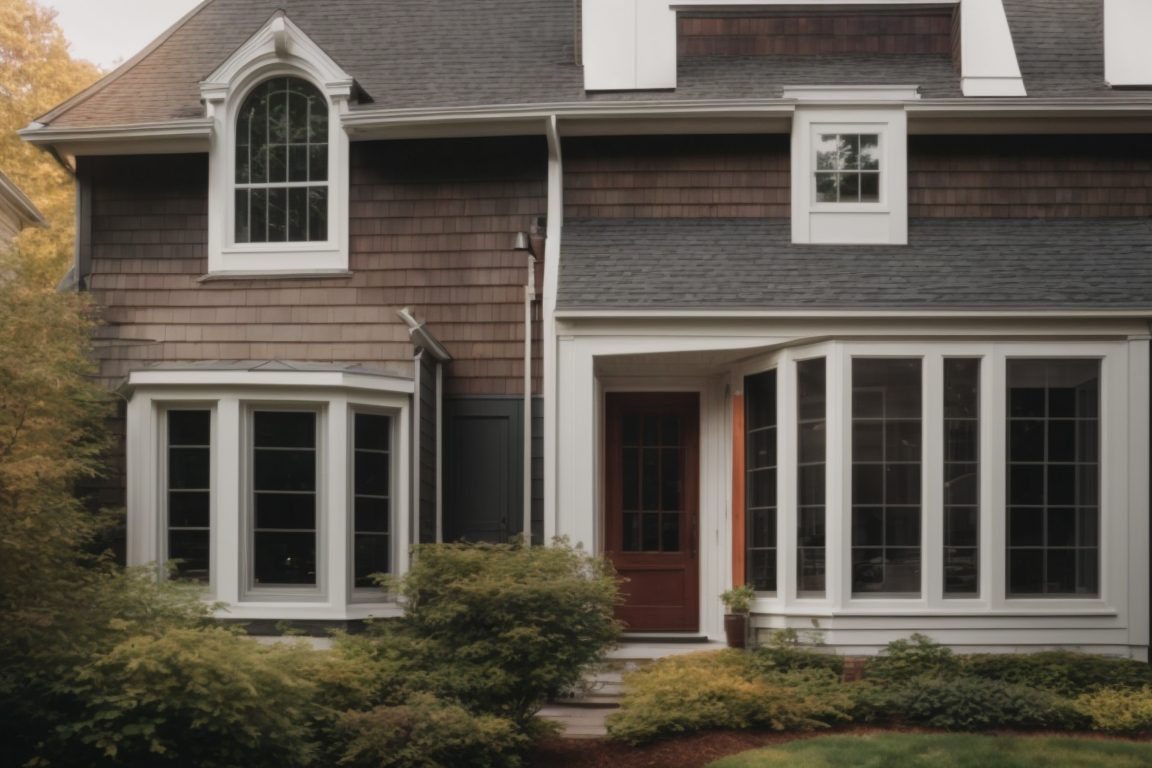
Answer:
723 613 747 648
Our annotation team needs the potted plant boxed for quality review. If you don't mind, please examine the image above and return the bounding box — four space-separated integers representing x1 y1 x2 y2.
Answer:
720 584 755 648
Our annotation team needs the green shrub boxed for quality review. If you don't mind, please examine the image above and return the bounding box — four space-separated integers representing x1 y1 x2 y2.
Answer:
59 627 321 767
1075 686 1152 734
961 651 1152 696
606 651 853 745
856 675 1088 732
865 634 960 684
366 540 620 726
338 693 526 768
747 632 843 677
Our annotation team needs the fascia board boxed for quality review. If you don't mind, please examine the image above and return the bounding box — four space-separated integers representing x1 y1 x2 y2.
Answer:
554 309 1152 320
0 171 46 228
124 370 416 395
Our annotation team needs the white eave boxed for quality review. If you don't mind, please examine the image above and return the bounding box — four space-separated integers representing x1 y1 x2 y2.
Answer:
17 95 1152 155
554 308 1152 321
123 367 415 396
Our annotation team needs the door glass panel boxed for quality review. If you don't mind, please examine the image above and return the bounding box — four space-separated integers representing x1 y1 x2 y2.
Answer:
620 407 684 553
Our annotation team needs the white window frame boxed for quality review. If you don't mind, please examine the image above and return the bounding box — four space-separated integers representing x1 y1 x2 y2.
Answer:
732 339 1137 618
200 15 352 277
126 370 413 621
791 105 909 245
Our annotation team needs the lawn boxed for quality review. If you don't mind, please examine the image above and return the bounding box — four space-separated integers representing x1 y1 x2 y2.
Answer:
706 734 1152 768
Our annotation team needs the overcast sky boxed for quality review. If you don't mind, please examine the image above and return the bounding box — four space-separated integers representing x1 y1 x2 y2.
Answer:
45 0 203 70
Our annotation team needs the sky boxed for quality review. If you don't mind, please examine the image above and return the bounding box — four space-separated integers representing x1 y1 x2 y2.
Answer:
45 0 204 70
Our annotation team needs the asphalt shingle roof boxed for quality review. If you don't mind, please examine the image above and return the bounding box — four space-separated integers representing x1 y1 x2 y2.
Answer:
557 218 1152 311
38 0 1139 129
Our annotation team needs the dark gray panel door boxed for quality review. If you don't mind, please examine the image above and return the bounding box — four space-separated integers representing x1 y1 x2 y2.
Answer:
443 398 523 543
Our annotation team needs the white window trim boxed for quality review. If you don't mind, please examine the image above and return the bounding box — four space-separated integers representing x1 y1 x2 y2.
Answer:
732 339 1138 619
200 14 352 277
791 106 908 245
127 377 411 621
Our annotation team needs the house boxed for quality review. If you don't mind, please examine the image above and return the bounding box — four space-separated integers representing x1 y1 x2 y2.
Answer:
21 0 1152 657
0 169 46 247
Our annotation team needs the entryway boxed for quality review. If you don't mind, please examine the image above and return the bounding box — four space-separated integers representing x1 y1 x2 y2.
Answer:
603 392 700 632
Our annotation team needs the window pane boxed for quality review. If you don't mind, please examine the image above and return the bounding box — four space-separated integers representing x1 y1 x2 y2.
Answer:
267 187 288 241
308 188 328 241
354 413 392 585
1006 359 1100 596
745 369 777 592
859 172 879 202
255 411 316 447
255 493 315 530
252 411 317 587
254 532 316 585
852 358 922 596
288 187 308 241
234 189 250 243
167 410 210 584
859 135 880 170
815 172 839 202
943 359 980 597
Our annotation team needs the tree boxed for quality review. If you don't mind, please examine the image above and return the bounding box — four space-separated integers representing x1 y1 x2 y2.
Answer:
0 0 101 286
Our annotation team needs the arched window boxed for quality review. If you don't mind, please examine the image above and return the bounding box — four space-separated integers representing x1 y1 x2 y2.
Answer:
234 77 328 243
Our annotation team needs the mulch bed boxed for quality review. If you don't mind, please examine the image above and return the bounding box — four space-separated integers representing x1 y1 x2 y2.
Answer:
525 726 1151 768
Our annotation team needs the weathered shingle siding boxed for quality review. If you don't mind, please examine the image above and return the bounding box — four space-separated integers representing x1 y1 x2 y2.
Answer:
563 135 790 220
909 135 1152 218
83 137 546 397
678 9 954 57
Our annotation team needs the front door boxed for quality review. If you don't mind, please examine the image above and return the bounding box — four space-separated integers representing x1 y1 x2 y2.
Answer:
605 392 699 632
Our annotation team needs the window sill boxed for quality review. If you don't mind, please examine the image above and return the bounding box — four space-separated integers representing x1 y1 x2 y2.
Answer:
198 269 353 282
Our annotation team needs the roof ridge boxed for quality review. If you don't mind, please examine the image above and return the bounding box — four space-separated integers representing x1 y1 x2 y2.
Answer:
32 0 220 127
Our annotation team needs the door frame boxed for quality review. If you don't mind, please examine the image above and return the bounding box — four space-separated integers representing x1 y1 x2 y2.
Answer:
603 390 701 632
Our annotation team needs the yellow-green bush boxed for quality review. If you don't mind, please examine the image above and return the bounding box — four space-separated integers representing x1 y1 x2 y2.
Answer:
1076 686 1152 735
606 650 854 745
338 693 526 768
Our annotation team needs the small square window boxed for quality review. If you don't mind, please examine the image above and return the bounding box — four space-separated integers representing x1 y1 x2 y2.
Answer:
814 134 880 203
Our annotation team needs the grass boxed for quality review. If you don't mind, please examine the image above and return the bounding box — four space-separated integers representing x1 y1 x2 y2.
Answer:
706 734 1152 768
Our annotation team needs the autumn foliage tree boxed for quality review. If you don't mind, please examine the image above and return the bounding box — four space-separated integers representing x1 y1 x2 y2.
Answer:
0 0 100 286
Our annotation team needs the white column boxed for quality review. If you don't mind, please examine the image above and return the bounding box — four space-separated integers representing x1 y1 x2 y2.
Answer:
215 397 241 605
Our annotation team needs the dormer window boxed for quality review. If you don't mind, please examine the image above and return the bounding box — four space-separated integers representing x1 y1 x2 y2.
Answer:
201 14 353 277
815 134 880 204
234 77 329 244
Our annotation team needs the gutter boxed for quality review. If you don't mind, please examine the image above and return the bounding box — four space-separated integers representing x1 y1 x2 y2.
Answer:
554 308 1152 320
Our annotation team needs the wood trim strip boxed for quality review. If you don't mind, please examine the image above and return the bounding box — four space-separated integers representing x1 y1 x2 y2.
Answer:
731 392 745 588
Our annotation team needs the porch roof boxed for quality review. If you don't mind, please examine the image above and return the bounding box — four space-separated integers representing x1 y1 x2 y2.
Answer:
556 217 1152 312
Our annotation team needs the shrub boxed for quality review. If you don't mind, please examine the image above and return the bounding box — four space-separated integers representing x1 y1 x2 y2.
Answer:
366 540 620 726
856 675 1088 732
961 651 1152 696
58 627 321 767
338 693 526 768
747 631 843 677
1075 687 1152 735
606 651 854 745
865 634 961 683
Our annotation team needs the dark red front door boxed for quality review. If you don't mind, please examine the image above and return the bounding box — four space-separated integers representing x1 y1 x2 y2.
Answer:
605 392 699 632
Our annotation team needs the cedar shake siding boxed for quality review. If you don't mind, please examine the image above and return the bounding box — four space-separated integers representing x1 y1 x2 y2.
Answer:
563 135 790 219
678 10 955 58
909 135 1152 218
82 137 546 398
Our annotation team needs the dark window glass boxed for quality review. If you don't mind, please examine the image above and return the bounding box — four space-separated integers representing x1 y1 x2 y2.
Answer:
1006 360 1100 597
944 359 980 596
796 359 826 596
234 77 328 243
852 359 922 596
745 370 777 591
167 410 211 583
253 411 316 586
622 407 685 554
353 413 391 588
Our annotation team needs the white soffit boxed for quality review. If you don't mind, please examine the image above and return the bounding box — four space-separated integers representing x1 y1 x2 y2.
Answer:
1105 0 1152 87
959 0 1026 97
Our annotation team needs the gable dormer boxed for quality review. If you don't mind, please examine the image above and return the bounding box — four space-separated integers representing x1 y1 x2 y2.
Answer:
199 13 355 277
581 0 1025 97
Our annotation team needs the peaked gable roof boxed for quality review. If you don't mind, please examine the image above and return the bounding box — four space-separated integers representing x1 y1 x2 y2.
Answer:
33 0 1150 131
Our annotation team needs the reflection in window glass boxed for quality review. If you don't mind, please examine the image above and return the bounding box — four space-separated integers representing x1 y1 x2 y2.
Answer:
852 359 922 596
745 370 777 592
1007 360 1099 597
167 410 211 582
253 411 317 586
944 359 980 597
796 359 826 596
235 77 329 243
815 133 880 203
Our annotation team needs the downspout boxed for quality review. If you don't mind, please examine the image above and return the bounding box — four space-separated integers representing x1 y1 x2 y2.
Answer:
542 115 563 541
523 251 536 543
